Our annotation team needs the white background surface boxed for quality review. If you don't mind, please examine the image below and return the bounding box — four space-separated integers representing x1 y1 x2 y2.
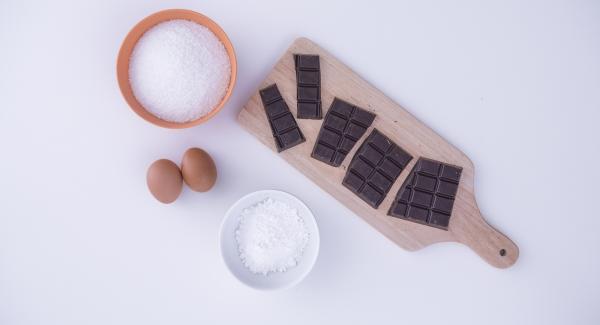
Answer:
1 0 599 324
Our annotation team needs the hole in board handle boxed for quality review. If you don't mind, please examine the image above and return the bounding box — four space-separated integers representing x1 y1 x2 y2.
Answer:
499 249 506 257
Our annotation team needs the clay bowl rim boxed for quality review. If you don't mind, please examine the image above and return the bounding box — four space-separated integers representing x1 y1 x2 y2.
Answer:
116 9 237 129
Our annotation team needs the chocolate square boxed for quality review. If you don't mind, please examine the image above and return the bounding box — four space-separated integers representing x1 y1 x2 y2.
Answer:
440 164 462 182
419 159 441 176
363 146 383 165
272 114 295 132
392 202 408 215
353 158 374 178
379 159 402 179
360 184 383 206
346 123 367 139
260 85 282 104
412 190 434 208
429 212 451 228
414 174 437 192
325 113 347 130
437 180 459 197
295 54 319 70
407 206 429 223
319 129 341 147
330 99 353 116
343 172 364 191
265 100 288 118
297 102 321 119
432 196 454 214
278 129 304 149
340 138 356 152
298 86 319 101
297 70 320 85
313 144 335 161
370 171 393 193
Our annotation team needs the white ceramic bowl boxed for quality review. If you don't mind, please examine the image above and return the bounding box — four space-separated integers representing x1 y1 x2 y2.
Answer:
219 190 320 290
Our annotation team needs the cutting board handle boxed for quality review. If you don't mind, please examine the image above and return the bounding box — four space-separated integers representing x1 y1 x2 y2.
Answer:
455 201 519 268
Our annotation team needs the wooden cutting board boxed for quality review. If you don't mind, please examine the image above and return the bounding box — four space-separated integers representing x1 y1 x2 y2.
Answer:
238 37 518 268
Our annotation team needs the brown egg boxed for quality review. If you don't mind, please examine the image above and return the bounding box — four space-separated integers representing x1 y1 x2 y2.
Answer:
181 148 217 192
146 159 183 204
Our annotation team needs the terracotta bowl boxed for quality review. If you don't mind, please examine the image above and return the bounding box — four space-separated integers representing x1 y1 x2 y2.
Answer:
116 9 237 129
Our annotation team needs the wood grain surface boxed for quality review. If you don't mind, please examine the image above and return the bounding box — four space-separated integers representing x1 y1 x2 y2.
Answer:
238 37 518 268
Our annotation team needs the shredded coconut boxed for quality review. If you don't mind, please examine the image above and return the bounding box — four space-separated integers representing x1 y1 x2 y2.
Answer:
128 19 231 123
235 198 309 275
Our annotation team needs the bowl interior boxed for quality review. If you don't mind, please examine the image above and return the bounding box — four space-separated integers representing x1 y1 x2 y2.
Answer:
116 9 237 129
220 190 320 290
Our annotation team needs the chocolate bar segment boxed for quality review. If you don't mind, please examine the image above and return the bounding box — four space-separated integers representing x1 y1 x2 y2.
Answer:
388 158 463 230
294 54 322 119
259 84 305 152
312 98 376 166
342 129 412 208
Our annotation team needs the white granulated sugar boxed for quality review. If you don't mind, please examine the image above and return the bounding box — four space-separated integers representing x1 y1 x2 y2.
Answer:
235 198 310 275
129 19 231 123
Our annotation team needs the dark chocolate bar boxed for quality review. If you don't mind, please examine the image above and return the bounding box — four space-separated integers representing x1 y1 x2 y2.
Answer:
259 84 305 152
294 54 322 119
342 129 412 208
312 98 375 166
388 158 462 230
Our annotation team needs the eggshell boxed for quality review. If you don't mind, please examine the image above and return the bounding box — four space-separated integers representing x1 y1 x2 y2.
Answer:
146 159 183 204
181 148 217 192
